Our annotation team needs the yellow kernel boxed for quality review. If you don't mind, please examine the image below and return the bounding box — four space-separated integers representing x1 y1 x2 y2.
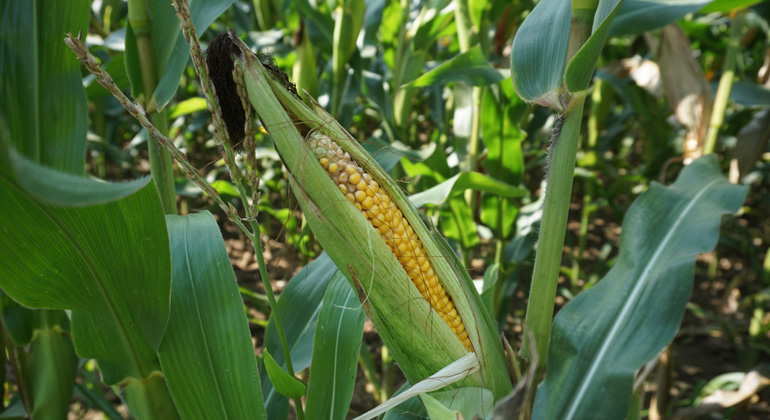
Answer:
310 133 472 353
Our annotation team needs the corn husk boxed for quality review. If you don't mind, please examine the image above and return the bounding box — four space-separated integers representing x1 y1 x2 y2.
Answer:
227 34 512 399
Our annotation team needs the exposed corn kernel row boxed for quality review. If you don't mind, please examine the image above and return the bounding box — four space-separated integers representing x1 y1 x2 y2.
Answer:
306 132 472 352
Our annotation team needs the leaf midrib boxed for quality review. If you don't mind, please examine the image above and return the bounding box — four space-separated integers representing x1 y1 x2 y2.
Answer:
562 178 721 419
4 175 152 379
179 221 231 417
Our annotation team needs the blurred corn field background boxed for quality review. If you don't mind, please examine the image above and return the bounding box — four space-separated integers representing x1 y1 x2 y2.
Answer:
0 0 769 419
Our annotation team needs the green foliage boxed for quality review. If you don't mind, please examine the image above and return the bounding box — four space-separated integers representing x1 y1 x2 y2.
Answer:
0 0 89 174
0 0 768 418
533 156 748 419
304 273 365 419
161 212 266 420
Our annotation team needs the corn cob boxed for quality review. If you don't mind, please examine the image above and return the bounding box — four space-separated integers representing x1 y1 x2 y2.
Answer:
306 132 472 352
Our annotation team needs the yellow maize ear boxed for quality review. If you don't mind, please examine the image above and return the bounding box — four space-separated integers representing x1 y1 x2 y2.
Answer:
306 132 473 352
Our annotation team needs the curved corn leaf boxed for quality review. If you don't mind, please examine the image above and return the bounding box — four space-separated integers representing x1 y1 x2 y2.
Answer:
727 81 770 108
0 138 179 419
564 0 624 94
409 172 527 208
0 0 89 175
532 156 747 420
701 0 764 13
24 312 78 420
609 0 711 36
509 0 571 107
405 46 505 88
264 350 307 400
421 394 460 420
262 253 338 419
159 212 266 420
305 273 365 420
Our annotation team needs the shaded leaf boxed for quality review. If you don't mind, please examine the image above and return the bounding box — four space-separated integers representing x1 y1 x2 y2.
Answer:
0 137 179 418
405 46 504 88
565 0 624 93
409 172 527 208
263 350 307 400
532 156 747 420
610 0 711 36
510 0 571 108
0 0 89 174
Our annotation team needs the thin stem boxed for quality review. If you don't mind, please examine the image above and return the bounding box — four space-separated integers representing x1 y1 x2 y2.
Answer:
520 0 595 368
521 101 587 366
703 10 745 155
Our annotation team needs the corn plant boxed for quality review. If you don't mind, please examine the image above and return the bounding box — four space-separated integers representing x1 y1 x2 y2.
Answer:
0 0 766 419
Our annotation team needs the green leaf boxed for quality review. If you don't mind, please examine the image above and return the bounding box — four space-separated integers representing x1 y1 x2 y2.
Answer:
480 263 500 317
381 385 428 420
609 0 712 36
532 156 748 420
0 397 27 418
480 84 526 239
74 383 127 420
263 350 307 400
412 0 455 52
362 137 436 172
124 0 235 110
441 196 479 250
727 81 770 108
430 387 494 420
24 312 78 420
409 172 527 208
0 0 89 174
420 394 460 420
701 0 763 13
168 97 209 118
504 195 544 264
0 138 179 418
405 46 504 88
305 273 365 420
0 291 38 345
262 254 338 416
565 0 624 93
159 212 267 420
510 0 571 107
